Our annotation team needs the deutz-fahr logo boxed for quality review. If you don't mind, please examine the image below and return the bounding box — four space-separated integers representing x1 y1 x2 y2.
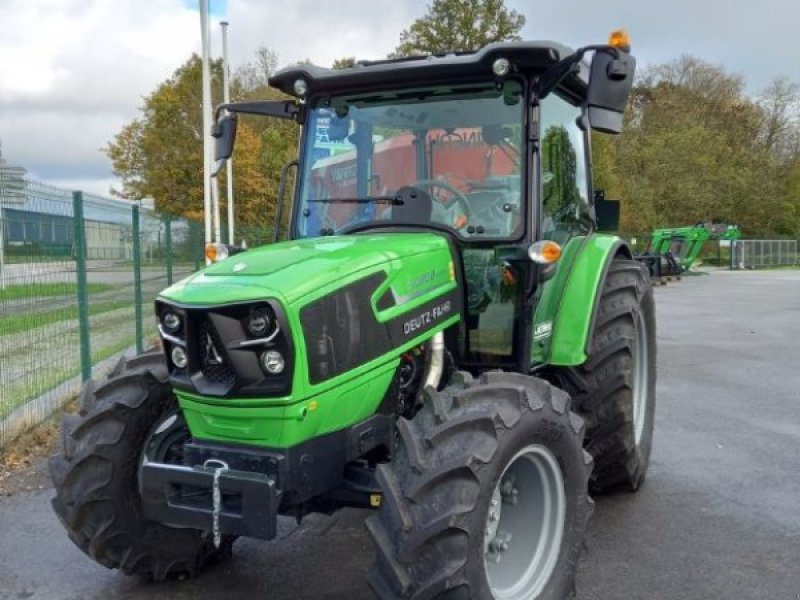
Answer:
403 300 452 335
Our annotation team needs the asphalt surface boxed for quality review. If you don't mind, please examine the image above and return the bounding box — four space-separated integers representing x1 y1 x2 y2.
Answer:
0 269 798 599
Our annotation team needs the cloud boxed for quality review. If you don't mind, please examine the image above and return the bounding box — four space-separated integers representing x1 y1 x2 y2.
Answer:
0 0 201 195
224 0 415 69
1 0 798 198
509 0 799 92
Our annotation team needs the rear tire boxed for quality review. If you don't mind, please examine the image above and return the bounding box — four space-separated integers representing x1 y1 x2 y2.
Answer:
367 372 593 599
49 351 232 580
550 259 656 493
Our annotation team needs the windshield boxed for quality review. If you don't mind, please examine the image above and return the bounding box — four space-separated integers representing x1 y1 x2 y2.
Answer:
295 81 524 239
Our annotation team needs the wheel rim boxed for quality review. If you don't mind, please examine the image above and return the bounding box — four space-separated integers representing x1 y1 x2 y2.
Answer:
484 444 566 600
141 411 190 466
632 309 649 445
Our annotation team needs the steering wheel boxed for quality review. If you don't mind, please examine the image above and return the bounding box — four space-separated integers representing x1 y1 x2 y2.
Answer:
411 178 473 230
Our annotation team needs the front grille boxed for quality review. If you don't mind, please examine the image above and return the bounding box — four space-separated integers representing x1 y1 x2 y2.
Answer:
156 298 294 398
197 319 235 385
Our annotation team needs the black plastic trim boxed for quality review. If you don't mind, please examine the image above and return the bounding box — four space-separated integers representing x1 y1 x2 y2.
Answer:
155 298 295 398
138 414 394 539
269 41 586 100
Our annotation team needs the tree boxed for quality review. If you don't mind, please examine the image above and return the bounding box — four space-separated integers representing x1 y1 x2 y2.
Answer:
106 55 219 217
106 49 299 231
593 55 800 238
332 57 356 69
394 0 525 57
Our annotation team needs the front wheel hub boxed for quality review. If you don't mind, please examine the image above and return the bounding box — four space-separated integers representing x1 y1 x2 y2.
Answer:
484 444 566 599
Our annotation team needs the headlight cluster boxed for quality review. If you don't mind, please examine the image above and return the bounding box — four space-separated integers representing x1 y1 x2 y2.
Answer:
155 300 292 396
246 305 285 375
159 310 187 370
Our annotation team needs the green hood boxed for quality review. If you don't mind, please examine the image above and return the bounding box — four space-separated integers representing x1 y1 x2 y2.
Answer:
159 232 451 306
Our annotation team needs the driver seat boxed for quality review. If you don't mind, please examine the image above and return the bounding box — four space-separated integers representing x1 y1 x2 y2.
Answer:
391 186 433 225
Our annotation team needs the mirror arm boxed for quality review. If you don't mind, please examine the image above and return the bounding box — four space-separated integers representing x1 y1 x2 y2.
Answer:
536 45 619 99
214 100 300 122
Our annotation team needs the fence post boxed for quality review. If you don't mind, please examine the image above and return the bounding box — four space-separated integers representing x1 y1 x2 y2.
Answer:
132 204 143 354
0 208 5 291
73 191 91 381
192 221 201 271
164 214 173 286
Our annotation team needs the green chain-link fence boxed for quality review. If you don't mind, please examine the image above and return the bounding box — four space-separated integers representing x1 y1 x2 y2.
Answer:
0 181 210 447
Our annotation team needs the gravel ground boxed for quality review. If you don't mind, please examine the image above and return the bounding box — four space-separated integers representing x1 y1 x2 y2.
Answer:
0 269 798 599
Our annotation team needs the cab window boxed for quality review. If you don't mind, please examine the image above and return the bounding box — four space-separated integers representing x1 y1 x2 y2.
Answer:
539 94 590 243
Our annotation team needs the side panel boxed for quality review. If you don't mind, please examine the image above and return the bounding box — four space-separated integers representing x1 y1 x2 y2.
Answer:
533 234 630 366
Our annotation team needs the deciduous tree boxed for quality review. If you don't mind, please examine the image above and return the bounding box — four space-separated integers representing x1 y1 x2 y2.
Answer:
394 0 525 57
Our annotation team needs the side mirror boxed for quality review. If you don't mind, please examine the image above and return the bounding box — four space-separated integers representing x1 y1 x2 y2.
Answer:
211 113 237 176
586 49 636 134
594 190 620 232
327 115 350 142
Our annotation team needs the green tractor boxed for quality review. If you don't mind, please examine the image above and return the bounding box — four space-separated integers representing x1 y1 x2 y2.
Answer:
638 223 742 280
50 32 656 599
650 223 741 271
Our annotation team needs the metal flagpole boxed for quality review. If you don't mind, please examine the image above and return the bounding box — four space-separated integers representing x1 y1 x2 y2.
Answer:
199 0 213 253
221 21 234 244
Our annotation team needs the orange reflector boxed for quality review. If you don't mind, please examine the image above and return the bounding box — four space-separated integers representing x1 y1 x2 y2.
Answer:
502 266 517 287
528 241 562 264
453 214 468 229
608 29 631 52
205 243 229 263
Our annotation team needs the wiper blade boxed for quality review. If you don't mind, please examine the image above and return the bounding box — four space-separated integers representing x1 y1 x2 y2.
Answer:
307 196 404 205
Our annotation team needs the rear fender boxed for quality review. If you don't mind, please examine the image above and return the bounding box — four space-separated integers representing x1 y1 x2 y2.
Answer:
536 235 631 366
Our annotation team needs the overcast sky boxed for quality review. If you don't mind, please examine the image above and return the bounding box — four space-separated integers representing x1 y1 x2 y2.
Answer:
1 0 798 197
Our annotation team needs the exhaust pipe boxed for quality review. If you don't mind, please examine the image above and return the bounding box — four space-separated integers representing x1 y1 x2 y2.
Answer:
423 332 445 390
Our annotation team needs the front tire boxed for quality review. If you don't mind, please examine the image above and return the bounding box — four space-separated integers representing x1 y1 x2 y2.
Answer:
49 351 232 580
367 372 593 599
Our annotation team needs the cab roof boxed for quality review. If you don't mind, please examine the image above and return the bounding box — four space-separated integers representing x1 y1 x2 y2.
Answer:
269 40 590 101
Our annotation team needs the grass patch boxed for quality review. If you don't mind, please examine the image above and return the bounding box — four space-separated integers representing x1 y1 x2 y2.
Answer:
0 300 130 337
0 282 113 302
1 319 138 420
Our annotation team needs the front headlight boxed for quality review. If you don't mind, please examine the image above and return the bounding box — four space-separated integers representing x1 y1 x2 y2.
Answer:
162 311 181 334
171 346 187 369
247 305 278 339
260 350 285 374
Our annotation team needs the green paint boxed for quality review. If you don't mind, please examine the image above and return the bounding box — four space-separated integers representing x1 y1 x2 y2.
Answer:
161 232 460 448
532 234 626 366
161 232 453 306
178 361 398 447
531 236 588 364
